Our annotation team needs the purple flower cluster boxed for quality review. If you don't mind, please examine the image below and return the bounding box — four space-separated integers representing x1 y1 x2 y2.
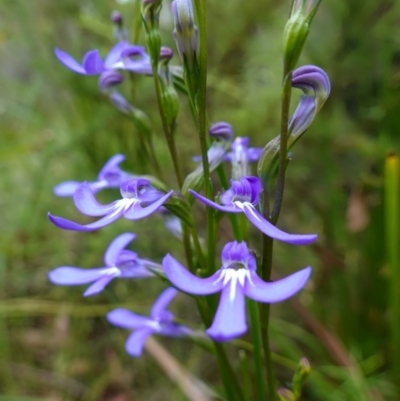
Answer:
49 9 329 359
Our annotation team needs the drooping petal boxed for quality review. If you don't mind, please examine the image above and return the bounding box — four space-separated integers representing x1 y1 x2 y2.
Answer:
188 190 240 213
206 283 247 341
241 203 317 245
247 147 263 162
150 288 178 319
104 232 136 266
82 50 104 74
103 42 131 69
123 191 174 220
107 308 151 329
53 181 82 197
98 154 126 180
48 267 105 285
83 274 116 296
73 182 120 216
245 267 311 303
48 204 126 232
163 255 223 295
54 48 86 74
125 328 154 357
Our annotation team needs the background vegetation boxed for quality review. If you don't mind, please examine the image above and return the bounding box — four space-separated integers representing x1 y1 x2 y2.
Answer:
1 0 400 399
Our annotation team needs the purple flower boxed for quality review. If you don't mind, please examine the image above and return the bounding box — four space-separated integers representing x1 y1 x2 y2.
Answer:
224 137 263 179
54 154 135 197
189 176 317 245
163 241 311 341
107 287 191 356
55 42 152 76
48 233 159 296
48 178 173 231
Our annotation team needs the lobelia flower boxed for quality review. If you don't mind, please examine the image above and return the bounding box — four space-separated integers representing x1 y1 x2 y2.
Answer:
224 136 263 180
183 122 234 194
55 42 152 77
54 154 135 197
107 287 191 356
48 233 160 296
189 176 317 245
163 241 311 341
48 178 173 231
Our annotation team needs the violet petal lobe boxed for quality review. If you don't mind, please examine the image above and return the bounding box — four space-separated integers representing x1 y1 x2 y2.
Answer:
163 254 223 295
241 203 317 245
104 42 131 69
98 154 126 179
84 274 116 297
104 233 136 266
107 308 151 329
150 287 178 319
188 190 240 213
53 181 82 197
123 191 174 220
82 50 104 74
206 283 247 342
48 267 105 285
245 267 312 303
74 182 120 216
125 328 154 357
48 204 126 232
54 48 86 74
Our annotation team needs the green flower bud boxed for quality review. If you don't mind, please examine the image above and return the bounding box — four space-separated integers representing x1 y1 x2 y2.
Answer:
161 85 179 126
277 388 295 401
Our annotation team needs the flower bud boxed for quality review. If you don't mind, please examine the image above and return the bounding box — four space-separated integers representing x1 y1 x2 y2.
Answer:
160 46 174 64
282 0 320 71
277 388 295 401
171 0 198 69
111 10 123 26
292 357 311 398
161 85 180 126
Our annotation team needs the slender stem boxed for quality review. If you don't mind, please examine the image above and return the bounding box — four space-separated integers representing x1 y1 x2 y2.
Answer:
385 153 400 384
271 72 292 223
151 61 183 187
248 299 267 400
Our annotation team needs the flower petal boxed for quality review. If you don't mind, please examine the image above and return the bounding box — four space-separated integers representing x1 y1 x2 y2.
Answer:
83 274 116 296
123 191 174 220
54 48 86 74
150 288 178 319
107 308 151 329
103 42 131 69
163 254 223 295
104 233 136 266
53 181 82 197
98 154 126 180
125 328 154 357
241 203 317 245
48 204 126 232
82 50 104 74
244 267 311 303
206 283 247 341
73 182 121 216
48 267 105 285
247 147 263 162
188 190 240 213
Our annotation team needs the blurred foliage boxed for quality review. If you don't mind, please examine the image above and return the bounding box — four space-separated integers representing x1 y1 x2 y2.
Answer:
1 0 400 399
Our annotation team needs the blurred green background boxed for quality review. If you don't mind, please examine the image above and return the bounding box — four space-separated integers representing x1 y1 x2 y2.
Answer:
1 0 400 399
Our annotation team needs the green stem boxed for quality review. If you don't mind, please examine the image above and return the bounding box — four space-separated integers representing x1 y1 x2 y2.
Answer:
151 61 183 187
385 152 400 384
271 72 292 223
248 299 267 400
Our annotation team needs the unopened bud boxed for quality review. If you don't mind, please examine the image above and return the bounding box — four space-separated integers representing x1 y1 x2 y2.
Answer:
292 357 311 398
277 388 295 401
161 86 179 126
111 10 123 26
160 46 174 63
171 0 198 69
283 0 321 71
